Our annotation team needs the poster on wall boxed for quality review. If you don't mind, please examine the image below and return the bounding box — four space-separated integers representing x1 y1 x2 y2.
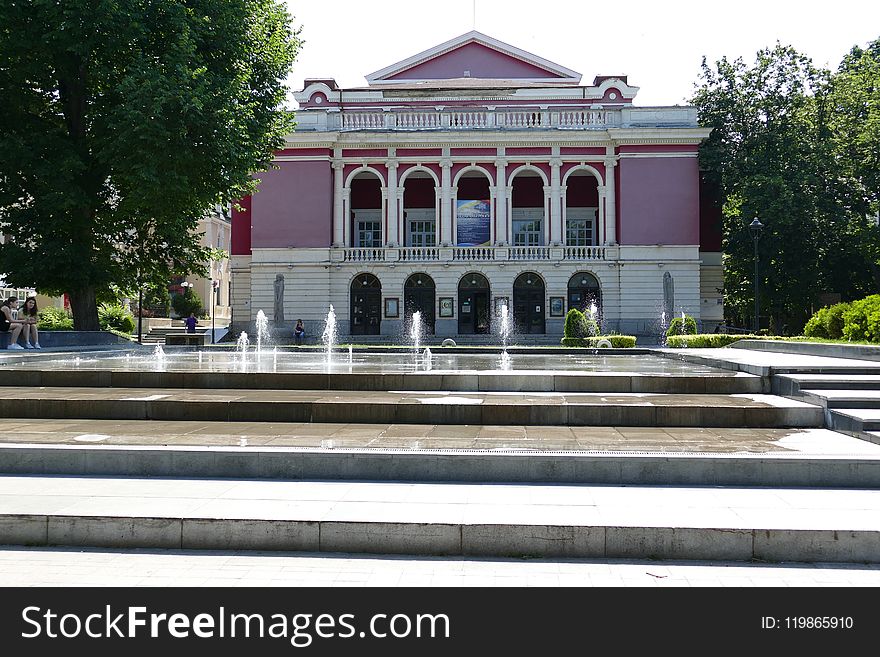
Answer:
456 200 491 246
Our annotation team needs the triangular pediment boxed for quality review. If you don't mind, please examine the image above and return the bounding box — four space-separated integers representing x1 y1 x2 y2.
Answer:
366 31 581 85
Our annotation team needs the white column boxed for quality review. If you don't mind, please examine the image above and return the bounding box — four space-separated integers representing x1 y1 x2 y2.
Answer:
550 159 563 245
440 158 453 246
506 188 514 246
380 188 388 246
342 188 351 247
561 185 568 246
604 158 618 246
386 160 399 247
543 185 552 246
596 185 606 247
332 161 344 248
433 186 441 246
494 158 508 245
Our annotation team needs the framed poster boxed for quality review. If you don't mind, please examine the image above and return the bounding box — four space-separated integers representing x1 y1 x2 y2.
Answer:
550 297 565 317
456 200 491 246
384 297 399 318
439 297 454 318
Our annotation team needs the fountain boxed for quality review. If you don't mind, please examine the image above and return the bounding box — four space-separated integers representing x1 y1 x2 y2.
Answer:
236 332 250 355
348 344 353 364
255 310 269 354
497 302 513 369
681 310 687 335
588 303 599 336
660 311 668 346
410 311 423 356
153 345 166 361
322 305 337 365
423 347 432 371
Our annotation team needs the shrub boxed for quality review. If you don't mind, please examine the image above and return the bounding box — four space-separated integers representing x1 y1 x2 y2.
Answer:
563 308 598 338
98 304 136 334
666 315 697 337
37 307 74 330
842 295 880 342
561 335 637 348
803 302 851 339
171 287 203 318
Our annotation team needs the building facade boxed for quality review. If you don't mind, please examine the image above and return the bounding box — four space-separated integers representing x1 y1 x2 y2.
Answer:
231 31 721 340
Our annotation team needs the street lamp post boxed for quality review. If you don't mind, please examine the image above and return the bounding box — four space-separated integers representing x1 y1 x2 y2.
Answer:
211 279 219 344
749 217 764 333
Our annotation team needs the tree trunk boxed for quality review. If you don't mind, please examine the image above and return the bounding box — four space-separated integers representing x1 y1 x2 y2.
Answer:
69 287 100 331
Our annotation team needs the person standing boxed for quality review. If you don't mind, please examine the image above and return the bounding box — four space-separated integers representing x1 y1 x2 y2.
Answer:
294 318 305 345
184 312 198 334
0 297 26 350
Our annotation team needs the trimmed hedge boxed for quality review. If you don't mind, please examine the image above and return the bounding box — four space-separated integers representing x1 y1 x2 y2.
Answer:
666 314 697 337
561 335 637 348
666 334 762 348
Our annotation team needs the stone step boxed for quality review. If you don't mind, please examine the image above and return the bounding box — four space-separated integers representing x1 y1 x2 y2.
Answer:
0 387 824 427
0 369 765 394
830 409 880 442
2 433 879 487
774 373 880 395
801 389 880 409
0 475 877 562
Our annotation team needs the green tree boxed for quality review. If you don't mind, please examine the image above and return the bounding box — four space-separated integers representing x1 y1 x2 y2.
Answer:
826 39 880 290
0 0 300 329
692 44 872 331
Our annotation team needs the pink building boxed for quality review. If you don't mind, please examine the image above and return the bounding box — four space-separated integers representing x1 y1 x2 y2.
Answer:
231 31 720 340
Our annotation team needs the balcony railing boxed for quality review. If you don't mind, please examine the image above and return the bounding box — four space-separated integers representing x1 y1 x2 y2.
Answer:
337 108 620 132
398 247 440 262
340 245 608 263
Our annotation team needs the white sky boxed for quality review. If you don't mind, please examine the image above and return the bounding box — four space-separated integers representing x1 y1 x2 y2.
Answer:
284 0 880 106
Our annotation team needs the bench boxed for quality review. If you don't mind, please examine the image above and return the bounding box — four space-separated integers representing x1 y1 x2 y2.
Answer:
164 333 207 346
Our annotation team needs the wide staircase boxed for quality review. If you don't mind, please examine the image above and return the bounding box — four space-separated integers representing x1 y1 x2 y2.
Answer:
141 321 218 345
0 346 878 564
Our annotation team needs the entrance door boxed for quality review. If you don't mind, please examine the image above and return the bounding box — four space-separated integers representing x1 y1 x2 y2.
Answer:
513 273 545 334
567 272 601 315
404 274 436 335
350 274 381 336
458 273 490 334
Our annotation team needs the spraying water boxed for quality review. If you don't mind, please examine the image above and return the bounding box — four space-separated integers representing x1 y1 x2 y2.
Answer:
255 310 269 354
236 332 250 354
348 344 353 364
681 310 687 335
423 347 432 371
410 311 423 355
322 305 337 365
588 303 599 336
660 311 668 346
498 303 512 352
153 345 166 360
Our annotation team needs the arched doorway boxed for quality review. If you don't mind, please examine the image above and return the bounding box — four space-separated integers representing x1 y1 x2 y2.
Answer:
404 274 436 335
564 169 600 247
509 168 548 248
568 272 601 315
350 273 381 335
458 273 490 334
513 272 546 334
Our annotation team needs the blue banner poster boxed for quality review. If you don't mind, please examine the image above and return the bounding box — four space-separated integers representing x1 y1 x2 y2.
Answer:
456 200 491 246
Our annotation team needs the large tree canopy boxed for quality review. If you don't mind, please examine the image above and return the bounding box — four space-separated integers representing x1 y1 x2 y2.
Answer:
0 0 299 329
693 41 880 332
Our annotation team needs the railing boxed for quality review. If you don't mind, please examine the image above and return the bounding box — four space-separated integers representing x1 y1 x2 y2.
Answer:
337 108 619 131
452 247 494 261
398 247 440 262
563 246 606 261
339 245 607 263
509 246 550 260
344 247 386 262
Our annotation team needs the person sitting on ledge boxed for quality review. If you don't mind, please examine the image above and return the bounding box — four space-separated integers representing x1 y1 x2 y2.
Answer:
20 296 41 349
0 297 27 350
